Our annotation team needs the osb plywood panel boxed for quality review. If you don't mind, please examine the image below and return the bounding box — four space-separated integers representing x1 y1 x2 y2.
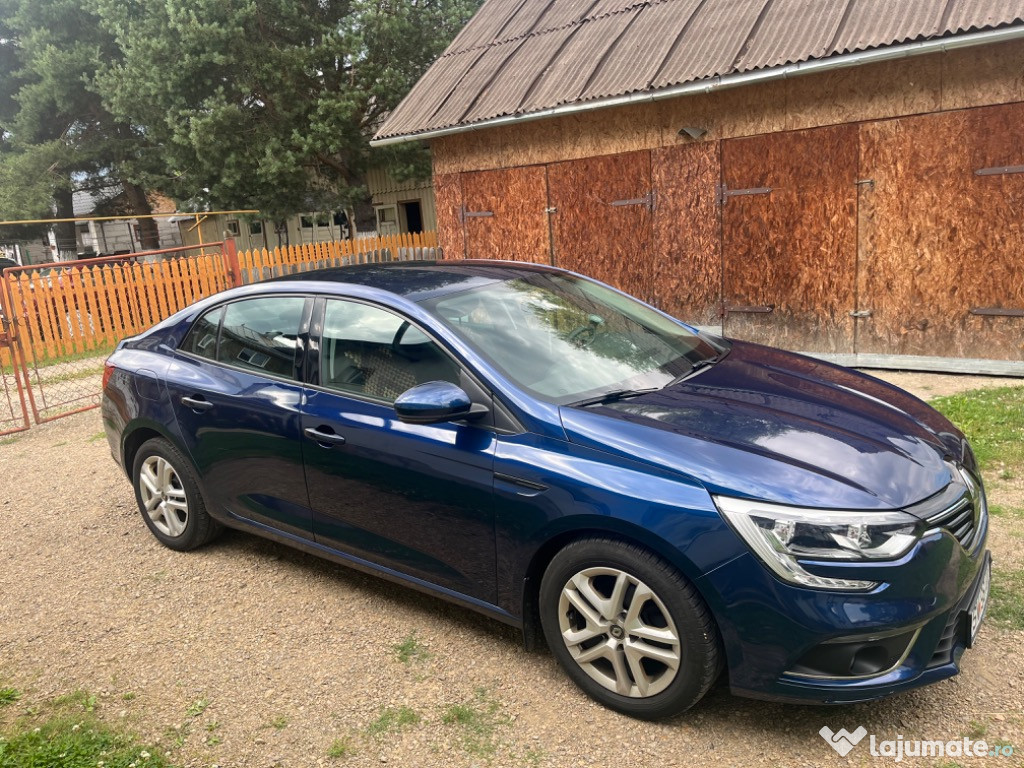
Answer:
650 142 722 326
461 166 550 263
858 103 1024 359
547 150 653 298
941 39 1024 110
432 172 465 259
430 43 1024 175
786 55 942 131
721 125 858 353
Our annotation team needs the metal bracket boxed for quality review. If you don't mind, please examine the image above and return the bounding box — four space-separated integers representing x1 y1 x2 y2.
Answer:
459 207 493 223
975 165 1024 177
610 191 655 210
855 179 875 187
544 207 557 214
726 305 774 314
718 186 771 205
849 309 873 318
969 307 1024 317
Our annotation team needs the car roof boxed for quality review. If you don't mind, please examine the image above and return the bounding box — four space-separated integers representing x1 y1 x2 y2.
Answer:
269 259 563 301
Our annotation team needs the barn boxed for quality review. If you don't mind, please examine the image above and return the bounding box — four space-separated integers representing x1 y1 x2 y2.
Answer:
373 0 1024 375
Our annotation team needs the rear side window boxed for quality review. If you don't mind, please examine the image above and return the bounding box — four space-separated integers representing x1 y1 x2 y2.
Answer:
181 307 222 361
181 297 306 380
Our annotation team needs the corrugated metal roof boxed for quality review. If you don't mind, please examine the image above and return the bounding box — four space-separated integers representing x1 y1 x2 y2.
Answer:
375 0 1024 141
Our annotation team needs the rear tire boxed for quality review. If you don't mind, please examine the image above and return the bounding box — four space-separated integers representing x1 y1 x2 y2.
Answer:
539 538 721 719
131 437 221 551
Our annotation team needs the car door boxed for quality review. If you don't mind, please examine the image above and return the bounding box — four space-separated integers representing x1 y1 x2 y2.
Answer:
166 294 314 538
301 296 498 604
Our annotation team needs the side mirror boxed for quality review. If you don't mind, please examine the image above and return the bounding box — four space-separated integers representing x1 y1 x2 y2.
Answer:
394 381 489 425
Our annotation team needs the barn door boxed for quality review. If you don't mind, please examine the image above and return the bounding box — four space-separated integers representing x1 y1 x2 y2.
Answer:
651 142 723 328
721 125 859 354
461 167 551 263
547 150 653 301
857 103 1024 361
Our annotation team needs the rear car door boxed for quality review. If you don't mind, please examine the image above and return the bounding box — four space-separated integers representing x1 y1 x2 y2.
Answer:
301 296 498 604
166 294 314 538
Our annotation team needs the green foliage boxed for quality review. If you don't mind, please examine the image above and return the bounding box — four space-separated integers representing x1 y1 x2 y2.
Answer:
929 387 1024 471
0 717 171 768
365 705 420 737
440 689 510 757
393 631 431 664
989 567 1024 630
0 688 19 707
93 0 481 221
326 735 355 758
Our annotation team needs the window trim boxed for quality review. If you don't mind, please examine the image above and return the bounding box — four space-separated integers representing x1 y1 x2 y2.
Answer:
176 294 313 385
307 295 524 433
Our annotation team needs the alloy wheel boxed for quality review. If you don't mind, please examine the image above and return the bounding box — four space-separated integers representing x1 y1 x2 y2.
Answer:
138 455 189 537
558 566 681 698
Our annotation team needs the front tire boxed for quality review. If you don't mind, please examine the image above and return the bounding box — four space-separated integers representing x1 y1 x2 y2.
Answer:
132 437 221 551
539 538 721 719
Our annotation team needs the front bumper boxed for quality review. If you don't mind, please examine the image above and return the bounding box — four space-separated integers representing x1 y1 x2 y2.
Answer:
698 521 990 704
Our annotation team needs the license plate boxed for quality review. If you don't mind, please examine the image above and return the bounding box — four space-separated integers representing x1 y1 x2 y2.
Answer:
969 560 991 644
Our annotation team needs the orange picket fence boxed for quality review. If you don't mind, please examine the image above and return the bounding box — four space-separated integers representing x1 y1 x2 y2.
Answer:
0 231 440 430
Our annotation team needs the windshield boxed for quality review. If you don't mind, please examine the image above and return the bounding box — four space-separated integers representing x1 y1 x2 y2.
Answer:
419 271 727 405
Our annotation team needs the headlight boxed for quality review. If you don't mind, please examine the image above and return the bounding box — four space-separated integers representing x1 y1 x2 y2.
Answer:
714 496 922 591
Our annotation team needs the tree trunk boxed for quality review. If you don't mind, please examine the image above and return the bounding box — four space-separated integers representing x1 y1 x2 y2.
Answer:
122 182 160 250
52 188 77 261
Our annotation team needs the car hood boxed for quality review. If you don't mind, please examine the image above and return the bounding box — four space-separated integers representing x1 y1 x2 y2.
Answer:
558 342 967 510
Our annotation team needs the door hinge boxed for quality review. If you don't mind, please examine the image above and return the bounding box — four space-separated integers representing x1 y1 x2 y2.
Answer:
717 185 771 205
855 179 875 187
610 191 655 210
458 206 493 223
849 309 872 318
975 165 1024 177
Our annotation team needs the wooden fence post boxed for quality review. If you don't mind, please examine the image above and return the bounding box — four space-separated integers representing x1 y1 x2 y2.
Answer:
222 238 242 288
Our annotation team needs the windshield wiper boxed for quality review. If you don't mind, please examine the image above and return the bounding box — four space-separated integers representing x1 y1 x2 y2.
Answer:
569 387 661 408
668 353 724 386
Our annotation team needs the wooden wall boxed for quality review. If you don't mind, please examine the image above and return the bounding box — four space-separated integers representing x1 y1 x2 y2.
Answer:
432 40 1024 175
430 41 1024 361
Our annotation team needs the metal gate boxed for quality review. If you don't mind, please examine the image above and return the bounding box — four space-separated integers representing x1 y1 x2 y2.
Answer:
0 281 31 436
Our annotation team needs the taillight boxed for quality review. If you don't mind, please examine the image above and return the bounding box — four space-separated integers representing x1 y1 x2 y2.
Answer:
102 359 116 390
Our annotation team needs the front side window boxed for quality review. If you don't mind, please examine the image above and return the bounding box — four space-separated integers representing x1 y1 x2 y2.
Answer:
180 296 305 379
320 299 460 402
420 272 725 404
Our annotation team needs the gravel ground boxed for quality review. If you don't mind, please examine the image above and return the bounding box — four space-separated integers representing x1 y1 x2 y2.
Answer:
1 372 1023 767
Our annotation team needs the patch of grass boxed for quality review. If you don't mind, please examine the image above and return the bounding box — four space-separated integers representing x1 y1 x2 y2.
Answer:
963 720 988 739
327 735 356 758
88 431 107 442
0 717 172 768
989 568 1024 630
121 692 136 702
0 689 173 768
185 697 209 718
51 690 97 713
267 715 288 730
441 689 511 758
0 688 19 707
0 436 21 447
365 705 420 738
393 631 431 665
930 387 1024 472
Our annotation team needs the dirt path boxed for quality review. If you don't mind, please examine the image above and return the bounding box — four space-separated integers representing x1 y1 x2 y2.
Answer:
0 374 1022 767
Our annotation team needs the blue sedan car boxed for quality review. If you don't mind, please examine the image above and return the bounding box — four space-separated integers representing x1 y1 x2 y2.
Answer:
102 260 990 719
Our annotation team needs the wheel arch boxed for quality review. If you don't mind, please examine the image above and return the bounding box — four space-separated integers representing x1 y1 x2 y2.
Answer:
518 518 710 651
121 420 190 478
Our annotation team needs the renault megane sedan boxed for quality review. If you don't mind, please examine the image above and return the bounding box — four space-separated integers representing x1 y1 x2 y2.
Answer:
102 260 990 719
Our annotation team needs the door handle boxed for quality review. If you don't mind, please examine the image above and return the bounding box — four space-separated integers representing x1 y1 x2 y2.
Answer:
180 395 213 412
304 426 347 447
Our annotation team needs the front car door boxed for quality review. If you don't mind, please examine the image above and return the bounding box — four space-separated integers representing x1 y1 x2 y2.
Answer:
301 296 499 605
166 294 314 538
